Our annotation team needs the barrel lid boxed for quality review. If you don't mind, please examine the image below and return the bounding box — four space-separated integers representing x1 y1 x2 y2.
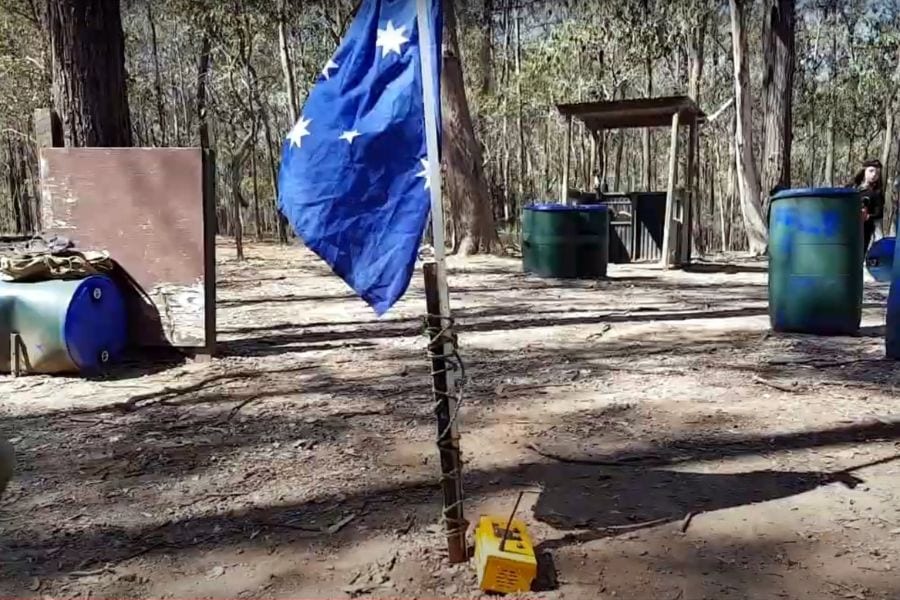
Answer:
63 274 128 371
771 187 859 201
526 203 609 212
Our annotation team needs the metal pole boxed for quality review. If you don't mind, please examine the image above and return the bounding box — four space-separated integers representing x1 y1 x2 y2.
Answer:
416 0 467 564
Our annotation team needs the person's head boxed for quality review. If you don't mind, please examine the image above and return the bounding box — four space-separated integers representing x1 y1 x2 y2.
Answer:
862 159 882 187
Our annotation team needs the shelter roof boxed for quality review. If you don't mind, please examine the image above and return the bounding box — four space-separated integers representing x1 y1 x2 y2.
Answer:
556 96 704 130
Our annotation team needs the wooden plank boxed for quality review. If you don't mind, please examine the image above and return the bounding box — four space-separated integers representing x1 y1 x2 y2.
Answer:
40 148 212 349
33 109 64 232
661 112 680 269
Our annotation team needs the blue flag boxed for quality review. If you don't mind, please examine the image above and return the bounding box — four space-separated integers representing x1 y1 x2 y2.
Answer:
277 0 442 315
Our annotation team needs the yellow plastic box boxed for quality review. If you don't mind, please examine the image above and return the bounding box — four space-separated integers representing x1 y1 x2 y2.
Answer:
474 515 537 594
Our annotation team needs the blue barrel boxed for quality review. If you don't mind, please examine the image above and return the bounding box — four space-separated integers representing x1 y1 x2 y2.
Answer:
886 215 900 357
0 275 128 373
768 187 863 335
866 237 894 282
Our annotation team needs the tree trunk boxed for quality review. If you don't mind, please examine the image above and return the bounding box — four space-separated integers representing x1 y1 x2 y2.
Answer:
543 115 551 198
261 103 288 244
251 137 261 241
480 0 493 95
641 56 653 189
687 14 706 103
514 5 527 202
729 0 768 254
47 0 132 147
196 30 212 150
760 0 795 212
277 0 300 123
883 107 894 223
881 47 900 223
825 112 835 186
725 113 737 251
147 2 166 146
824 18 837 186
230 129 255 261
687 13 706 255
501 0 511 225
442 0 497 255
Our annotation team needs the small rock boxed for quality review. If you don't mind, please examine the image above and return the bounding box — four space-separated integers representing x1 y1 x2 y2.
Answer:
208 565 226 579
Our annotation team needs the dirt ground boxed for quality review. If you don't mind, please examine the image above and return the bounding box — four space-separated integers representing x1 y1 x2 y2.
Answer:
2 240 899 600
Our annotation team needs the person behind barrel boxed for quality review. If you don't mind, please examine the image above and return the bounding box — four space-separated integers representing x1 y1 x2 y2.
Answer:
850 158 885 253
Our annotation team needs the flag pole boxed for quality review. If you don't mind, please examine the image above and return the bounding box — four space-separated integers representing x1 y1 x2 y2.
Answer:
416 0 467 564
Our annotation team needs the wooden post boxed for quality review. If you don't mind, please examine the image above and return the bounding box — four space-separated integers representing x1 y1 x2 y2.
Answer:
423 262 467 564
34 108 63 149
681 116 698 265
594 128 605 194
661 111 680 269
9 334 22 377
561 114 572 204
33 108 63 232
201 148 217 359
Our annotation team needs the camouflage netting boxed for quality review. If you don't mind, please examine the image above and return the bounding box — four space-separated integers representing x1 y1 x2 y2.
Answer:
0 235 113 282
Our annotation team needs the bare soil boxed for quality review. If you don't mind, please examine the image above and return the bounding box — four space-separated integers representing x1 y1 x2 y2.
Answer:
1 240 899 600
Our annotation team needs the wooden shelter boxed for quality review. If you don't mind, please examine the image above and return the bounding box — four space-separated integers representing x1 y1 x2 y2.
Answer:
556 96 704 268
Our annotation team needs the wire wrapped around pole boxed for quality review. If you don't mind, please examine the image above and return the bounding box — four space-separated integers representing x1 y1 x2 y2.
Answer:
422 261 468 563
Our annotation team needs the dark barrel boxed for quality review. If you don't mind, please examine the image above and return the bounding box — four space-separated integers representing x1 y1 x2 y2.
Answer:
768 187 862 335
522 204 609 278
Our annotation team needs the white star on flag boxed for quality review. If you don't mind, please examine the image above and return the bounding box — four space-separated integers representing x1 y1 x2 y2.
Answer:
416 158 430 189
376 21 409 57
322 59 339 80
286 116 312 148
339 130 361 144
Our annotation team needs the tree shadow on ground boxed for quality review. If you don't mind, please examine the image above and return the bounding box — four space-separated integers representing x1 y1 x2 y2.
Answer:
3 417 899 592
531 458 895 551
219 304 771 358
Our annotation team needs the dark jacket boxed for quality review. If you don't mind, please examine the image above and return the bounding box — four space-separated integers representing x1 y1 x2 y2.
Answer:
861 188 885 220
849 172 885 220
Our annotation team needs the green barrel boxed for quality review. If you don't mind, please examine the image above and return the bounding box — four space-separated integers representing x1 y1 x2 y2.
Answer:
768 187 863 335
522 204 609 278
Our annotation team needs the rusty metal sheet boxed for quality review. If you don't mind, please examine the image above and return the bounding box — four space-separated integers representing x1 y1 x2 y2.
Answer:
39 148 214 351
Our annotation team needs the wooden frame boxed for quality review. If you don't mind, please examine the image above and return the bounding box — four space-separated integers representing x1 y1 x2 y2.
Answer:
556 96 704 268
